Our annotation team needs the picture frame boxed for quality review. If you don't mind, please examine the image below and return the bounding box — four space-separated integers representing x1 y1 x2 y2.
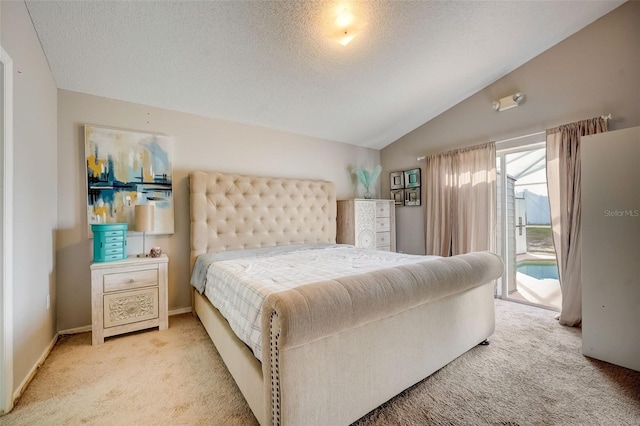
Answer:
389 171 404 190
404 168 421 188
84 125 174 236
391 189 404 206
404 187 421 206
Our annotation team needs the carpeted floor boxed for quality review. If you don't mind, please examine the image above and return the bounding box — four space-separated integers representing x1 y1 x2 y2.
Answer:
2 300 639 425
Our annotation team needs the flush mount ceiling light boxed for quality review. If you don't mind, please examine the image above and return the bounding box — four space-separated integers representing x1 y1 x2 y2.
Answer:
492 92 525 112
324 5 368 46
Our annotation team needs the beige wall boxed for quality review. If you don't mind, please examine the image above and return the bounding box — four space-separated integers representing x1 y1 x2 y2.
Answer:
1 1 58 395
57 90 379 330
381 1 640 255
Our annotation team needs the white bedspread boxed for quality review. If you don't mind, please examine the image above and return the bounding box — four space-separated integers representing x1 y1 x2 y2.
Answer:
191 244 438 361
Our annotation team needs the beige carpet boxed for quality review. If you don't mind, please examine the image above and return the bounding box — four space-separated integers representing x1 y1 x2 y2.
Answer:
3 300 639 425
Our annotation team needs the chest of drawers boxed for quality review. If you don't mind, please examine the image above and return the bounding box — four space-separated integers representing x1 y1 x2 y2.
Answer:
336 199 396 251
90 255 168 345
91 223 128 262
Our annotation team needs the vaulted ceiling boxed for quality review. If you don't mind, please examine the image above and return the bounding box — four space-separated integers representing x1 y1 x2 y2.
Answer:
25 1 624 149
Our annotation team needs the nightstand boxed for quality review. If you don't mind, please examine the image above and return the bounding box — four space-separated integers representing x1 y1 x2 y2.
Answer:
90 255 168 345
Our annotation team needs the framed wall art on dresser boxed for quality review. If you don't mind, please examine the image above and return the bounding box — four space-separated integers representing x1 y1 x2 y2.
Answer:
390 167 422 206
404 187 421 206
390 171 405 206
389 171 404 189
404 168 422 206
403 168 421 188
391 189 404 206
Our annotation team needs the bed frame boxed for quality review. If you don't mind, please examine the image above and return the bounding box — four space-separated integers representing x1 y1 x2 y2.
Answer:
189 170 503 426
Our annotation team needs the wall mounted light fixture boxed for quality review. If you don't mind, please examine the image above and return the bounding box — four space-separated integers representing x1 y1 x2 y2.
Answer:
492 92 525 112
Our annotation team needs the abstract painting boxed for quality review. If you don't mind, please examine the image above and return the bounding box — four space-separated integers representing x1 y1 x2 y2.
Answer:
85 125 174 235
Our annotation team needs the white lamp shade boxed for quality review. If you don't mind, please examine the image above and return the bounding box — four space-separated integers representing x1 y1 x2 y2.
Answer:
135 204 155 232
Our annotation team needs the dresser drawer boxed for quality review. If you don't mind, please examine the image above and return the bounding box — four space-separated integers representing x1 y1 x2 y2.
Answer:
377 245 391 252
103 254 125 262
103 230 124 238
103 268 158 293
104 287 159 328
105 235 125 243
357 229 376 249
376 232 391 248
375 217 390 232
375 201 390 218
103 241 124 249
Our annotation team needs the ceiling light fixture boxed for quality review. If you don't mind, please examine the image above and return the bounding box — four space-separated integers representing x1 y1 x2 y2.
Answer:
325 5 368 46
492 92 525 112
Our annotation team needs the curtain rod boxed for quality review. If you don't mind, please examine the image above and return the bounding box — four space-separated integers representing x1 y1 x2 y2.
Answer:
416 114 612 161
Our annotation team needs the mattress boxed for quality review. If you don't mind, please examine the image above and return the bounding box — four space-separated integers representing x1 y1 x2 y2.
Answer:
190 244 438 361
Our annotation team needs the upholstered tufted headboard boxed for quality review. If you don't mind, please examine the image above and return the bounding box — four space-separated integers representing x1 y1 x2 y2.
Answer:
189 171 337 268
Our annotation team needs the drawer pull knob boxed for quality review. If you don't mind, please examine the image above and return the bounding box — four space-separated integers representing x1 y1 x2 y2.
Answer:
128 279 135 283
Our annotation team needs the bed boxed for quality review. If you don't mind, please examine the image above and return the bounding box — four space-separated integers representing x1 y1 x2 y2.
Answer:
189 170 503 426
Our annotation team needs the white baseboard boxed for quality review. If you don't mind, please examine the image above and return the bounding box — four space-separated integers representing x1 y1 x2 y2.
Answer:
12 333 58 404
58 307 193 336
57 325 92 335
169 306 192 316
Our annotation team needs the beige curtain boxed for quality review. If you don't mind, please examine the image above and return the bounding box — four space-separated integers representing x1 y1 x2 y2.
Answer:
546 117 607 326
424 142 496 256
424 154 454 256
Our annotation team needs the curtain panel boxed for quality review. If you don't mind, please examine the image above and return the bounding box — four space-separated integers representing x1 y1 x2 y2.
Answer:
424 154 454 256
546 117 608 327
424 142 496 257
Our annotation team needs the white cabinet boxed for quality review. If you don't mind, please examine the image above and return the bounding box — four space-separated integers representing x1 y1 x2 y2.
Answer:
90 255 169 345
581 126 639 371
337 199 396 252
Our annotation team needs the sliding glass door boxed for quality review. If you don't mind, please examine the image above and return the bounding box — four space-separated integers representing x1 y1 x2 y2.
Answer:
496 142 561 311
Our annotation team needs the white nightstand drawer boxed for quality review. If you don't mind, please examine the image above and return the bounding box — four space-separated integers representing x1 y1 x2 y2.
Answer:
376 232 391 247
377 245 391 252
104 287 159 328
375 217 390 232
376 201 390 217
103 268 158 293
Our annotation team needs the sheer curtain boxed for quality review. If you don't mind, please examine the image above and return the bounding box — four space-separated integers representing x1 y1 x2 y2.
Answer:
424 142 496 256
424 153 454 256
546 117 607 326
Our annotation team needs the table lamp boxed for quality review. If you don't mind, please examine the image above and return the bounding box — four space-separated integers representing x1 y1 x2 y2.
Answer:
135 204 154 257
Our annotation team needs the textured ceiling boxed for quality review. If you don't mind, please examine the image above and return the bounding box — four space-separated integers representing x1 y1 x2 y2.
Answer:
25 1 624 149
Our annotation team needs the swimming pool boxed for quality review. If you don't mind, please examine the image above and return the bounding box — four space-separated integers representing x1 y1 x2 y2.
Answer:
517 260 559 280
